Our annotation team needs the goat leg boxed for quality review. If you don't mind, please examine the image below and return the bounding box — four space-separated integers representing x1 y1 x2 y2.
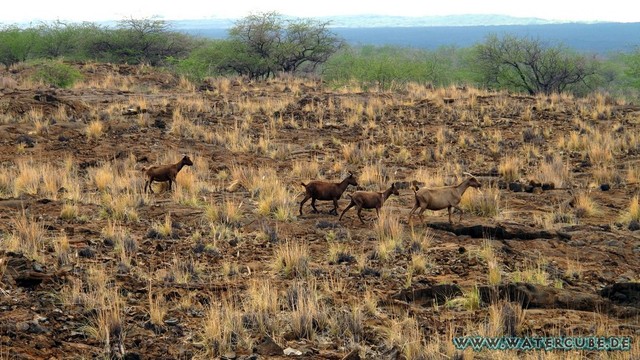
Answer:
452 205 464 223
357 207 365 224
299 195 311 215
329 199 339 216
339 202 354 221
311 198 320 213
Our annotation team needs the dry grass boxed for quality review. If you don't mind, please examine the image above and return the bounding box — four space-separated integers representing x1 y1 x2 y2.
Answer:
460 186 501 218
199 298 248 356
498 156 521 182
272 240 310 278
375 210 404 261
573 191 600 218
619 195 640 224
536 154 571 188
86 120 105 140
147 286 168 327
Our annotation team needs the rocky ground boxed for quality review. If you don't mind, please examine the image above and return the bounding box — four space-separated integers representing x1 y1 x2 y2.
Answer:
0 63 639 359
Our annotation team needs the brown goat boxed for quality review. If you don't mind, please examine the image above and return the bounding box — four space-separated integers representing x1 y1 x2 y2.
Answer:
142 155 194 193
300 172 358 216
339 183 399 224
409 175 481 224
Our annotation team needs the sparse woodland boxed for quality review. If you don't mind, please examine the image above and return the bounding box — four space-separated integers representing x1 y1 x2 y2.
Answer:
0 13 640 360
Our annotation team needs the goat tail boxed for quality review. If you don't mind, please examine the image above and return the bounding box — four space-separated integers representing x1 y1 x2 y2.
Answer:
139 167 148 173
300 182 307 187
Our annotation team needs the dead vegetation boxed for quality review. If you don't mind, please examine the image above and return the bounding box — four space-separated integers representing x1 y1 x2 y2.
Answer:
0 62 639 359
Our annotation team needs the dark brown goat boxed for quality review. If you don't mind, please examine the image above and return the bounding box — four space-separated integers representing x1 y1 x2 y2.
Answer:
299 172 358 216
339 183 399 224
142 155 194 193
409 175 481 224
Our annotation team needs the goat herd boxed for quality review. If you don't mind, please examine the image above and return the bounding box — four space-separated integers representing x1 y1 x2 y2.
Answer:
142 155 482 225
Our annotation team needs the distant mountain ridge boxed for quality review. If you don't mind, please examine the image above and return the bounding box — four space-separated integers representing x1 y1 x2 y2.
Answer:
170 14 568 30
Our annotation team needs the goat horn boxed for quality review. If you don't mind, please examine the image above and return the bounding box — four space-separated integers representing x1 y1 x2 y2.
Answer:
463 172 475 178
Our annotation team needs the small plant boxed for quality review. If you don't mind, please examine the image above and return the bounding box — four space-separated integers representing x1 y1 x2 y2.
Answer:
446 285 480 310
60 202 79 220
147 287 168 328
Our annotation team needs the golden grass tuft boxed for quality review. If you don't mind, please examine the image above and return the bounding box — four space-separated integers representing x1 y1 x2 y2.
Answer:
619 195 640 224
272 240 310 278
86 120 104 140
375 211 403 262
574 191 600 218
498 156 521 182
460 186 500 218
199 298 248 356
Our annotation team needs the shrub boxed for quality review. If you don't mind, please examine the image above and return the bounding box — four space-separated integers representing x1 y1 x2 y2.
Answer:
32 60 82 88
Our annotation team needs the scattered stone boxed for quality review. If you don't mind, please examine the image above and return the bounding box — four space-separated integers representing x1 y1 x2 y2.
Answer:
628 220 640 231
32 263 44 273
508 182 523 192
16 134 35 148
255 335 284 356
124 353 141 360
221 351 237 360
16 322 30 332
283 347 302 356
541 182 555 191
316 220 340 229
600 183 611 191
78 247 95 258
58 135 69 142
153 118 166 129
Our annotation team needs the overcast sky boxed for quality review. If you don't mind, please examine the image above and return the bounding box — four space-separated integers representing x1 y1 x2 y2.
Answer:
1 0 638 24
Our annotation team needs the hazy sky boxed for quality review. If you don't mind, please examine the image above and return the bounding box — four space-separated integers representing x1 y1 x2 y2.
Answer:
1 0 638 23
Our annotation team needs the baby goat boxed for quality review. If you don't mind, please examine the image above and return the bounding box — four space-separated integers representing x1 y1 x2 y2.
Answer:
300 172 358 216
142 155 194 194
339 183 399 224
409 174 481 224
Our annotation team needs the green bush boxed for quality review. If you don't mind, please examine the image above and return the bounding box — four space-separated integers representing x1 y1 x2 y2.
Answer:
32 61 83 88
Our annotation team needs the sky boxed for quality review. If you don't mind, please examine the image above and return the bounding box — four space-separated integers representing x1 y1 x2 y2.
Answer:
1 0 638 24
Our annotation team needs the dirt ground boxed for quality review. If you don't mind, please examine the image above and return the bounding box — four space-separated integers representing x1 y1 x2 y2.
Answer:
0 63 639 359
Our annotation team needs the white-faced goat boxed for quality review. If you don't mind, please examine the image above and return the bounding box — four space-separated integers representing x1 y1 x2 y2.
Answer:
142 155 194 193
299 172 358 216
409 175 481 224
339 183 400 224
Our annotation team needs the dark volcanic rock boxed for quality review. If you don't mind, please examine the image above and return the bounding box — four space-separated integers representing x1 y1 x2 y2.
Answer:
508 182 523 192
255 335 283 356
600 283 640 307
628 220 640 231
426 222 555 240
16 134 35 148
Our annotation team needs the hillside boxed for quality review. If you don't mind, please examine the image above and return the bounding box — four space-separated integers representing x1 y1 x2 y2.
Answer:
0 63 639 359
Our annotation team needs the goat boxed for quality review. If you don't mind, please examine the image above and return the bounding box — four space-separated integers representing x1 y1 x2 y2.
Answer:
409 174 481 224
300 172 358 216
142 155 194 194
339 183 399 224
